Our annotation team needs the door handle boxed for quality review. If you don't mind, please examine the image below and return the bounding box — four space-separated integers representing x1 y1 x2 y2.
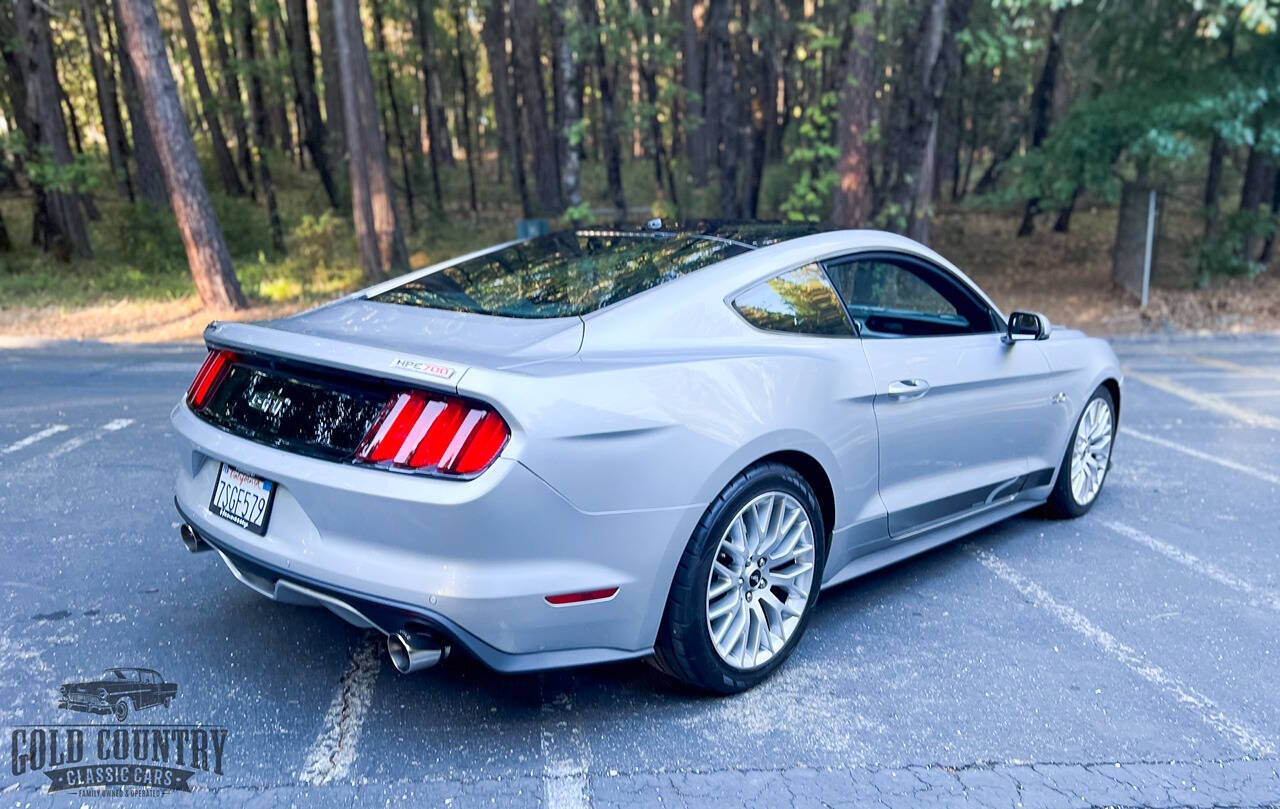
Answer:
886 378 930 400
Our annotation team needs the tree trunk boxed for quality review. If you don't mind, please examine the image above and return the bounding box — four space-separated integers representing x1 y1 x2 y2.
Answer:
481 0 530 216
372 0 419 228
284 0 340 208
579 0 625 219
682 0 706 185
1111 179 1158 296
265 6 294 153
554 0 583 215
15 0 93 257
1052 185 1079 232
1259 170 1280 265
415 0 455 169
80 0 133 200
635 0 678 210
831 1 876 227
316 0 345 159
234 0 285 251
886 0 969 245
1202 134 1226 239
1240 144 1273 262
206 0 256 193
117 0 247 309
1016 7 1066 237
706 0 736 216
176 0 247 196
335 0 409 279
512 0 563 215
452 0 479 214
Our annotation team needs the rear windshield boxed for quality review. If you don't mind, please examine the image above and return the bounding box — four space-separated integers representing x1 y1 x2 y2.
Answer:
370 230 751 318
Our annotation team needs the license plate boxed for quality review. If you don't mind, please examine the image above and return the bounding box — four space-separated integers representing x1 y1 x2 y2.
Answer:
209 464 277 536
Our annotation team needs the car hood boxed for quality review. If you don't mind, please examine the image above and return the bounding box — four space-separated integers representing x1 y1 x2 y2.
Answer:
205 298 585 391
61 680 120 693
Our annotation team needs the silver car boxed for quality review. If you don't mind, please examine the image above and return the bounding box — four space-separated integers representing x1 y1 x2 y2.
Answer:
172 225 1121 693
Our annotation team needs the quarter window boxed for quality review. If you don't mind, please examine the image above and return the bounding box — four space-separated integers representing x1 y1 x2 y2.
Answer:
732 264 854 337
823 255 996 338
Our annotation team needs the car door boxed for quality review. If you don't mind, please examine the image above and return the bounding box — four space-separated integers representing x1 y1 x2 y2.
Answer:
822 252 1054 537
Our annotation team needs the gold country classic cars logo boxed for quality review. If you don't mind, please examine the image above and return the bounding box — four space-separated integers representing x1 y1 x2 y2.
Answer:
9 667 229 796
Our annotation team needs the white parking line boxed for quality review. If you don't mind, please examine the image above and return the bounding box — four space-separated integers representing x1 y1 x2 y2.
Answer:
1104 521 1280 613
1 425 68 455
540 678 592 809
299 633 382 786
46 418 135 459
1120 427 1280 487
1219 388 1280 399
1124 369 1280 431
967 545 1275 756
1176 352 1280 382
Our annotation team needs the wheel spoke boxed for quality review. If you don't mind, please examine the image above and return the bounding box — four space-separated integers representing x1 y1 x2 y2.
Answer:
705 490 816 670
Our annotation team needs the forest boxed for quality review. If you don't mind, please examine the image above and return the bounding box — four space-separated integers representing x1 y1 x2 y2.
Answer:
0 0 1277 327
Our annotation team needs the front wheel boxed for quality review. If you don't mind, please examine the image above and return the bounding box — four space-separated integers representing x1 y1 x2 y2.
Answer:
113 699 129 722
1046 385 1116 518
652 462 826 694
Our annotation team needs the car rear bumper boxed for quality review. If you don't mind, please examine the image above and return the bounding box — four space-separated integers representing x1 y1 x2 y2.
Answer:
171 403 702 671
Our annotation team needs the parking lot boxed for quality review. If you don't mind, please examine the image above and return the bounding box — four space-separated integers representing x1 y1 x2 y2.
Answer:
2 334 1279 807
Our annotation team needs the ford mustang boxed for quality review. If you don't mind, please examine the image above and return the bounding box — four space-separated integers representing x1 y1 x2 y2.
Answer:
172 224 1121 693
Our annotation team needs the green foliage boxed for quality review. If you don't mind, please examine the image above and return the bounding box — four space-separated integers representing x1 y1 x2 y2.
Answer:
779 91 841 222
1197 207 1277 282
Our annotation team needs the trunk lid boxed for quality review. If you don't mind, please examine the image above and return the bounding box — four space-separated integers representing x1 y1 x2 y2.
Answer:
205 297 584 391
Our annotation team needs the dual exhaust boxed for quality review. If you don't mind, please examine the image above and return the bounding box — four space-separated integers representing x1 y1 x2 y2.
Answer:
179 523 451 674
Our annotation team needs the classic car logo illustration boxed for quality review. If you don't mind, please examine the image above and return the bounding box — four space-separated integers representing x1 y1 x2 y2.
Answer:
7 668 229 795
58 667 177 723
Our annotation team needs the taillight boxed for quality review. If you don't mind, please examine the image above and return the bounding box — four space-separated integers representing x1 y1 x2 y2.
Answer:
356 390 509 477
186 349 236 409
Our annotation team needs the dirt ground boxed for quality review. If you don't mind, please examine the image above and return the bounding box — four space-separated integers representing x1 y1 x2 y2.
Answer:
2 208 1277 344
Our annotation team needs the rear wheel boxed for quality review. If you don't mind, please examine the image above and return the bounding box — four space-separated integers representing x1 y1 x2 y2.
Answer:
653 462 825 693
1047 386 1115 518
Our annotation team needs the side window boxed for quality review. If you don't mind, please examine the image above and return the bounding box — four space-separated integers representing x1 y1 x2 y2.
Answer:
732 264 854 337
824 256 996 338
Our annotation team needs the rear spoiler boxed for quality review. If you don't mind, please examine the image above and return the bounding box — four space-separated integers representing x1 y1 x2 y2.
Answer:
203 321 465 394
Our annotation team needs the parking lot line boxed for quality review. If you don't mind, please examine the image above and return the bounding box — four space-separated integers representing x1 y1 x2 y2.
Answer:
966 544 1275 757
0 424 68 455
45 418 135 459
1104 521 1280 613
1120 426 1280 487
1123 369 1280 431
540 679 592 809
1175 352 1280 382
298 633 382 786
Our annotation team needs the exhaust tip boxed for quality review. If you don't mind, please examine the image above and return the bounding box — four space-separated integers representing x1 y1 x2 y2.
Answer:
387 630 450 674
180 524 210 553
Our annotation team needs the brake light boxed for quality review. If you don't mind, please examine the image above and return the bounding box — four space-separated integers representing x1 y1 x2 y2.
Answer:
356 390 509 476
187 349 236 409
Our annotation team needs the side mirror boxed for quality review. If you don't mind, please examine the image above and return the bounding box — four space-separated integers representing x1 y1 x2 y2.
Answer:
1005 310 1051 343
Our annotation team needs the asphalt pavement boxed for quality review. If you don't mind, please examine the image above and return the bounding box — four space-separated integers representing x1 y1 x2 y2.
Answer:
1 334 1279 807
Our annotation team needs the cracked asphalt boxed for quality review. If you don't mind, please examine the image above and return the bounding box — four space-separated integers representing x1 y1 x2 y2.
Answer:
1 334 1279 808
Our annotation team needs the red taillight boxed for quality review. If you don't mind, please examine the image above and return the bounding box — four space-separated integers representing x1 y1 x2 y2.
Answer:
186 349 236 409
545 588 619 606
357 390 509 477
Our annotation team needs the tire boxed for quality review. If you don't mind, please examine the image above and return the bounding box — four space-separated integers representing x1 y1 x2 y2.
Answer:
1046 385 1116 518
652 462 827 694
113 698 129 722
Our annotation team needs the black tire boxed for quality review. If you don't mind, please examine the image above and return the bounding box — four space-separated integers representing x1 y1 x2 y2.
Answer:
1046 385 1116 519
113 698 129 722
652 462 827 694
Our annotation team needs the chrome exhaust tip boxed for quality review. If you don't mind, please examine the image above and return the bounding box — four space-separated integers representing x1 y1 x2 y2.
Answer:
180 524 210 553
387 630 450 674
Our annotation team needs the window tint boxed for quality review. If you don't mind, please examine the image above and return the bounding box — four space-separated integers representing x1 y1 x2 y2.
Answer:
733 264 854 336
824 256 995 338
371 231 750 318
